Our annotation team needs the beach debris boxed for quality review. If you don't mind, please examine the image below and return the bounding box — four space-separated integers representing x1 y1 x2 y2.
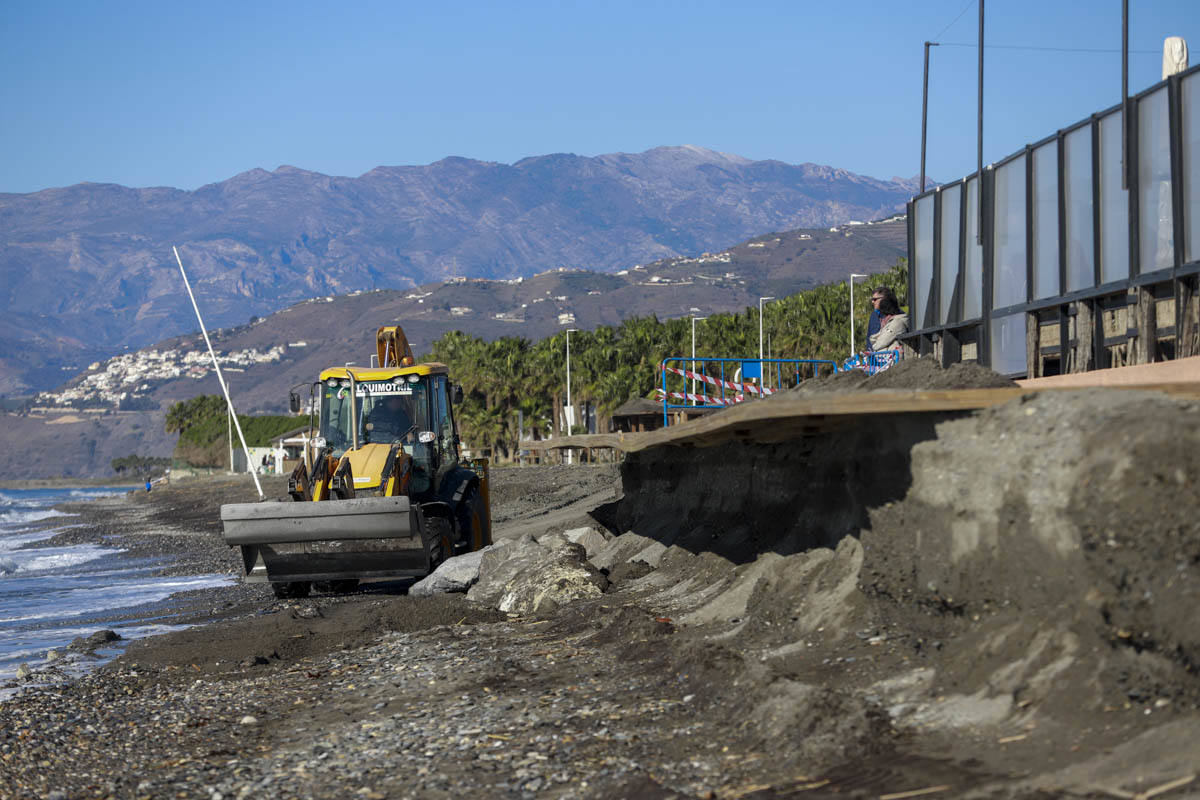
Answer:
68 630 122 654
409 543 506 596
467 535 608 615
560 526 613 559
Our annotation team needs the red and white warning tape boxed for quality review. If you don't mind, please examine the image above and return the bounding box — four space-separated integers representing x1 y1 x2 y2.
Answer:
659 364 774 396
654 388 742 406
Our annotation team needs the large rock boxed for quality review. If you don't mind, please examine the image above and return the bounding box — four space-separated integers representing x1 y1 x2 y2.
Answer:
589 531 667 572
68 629 122 654
409 542 509 596
468 535 609 615
682 537 865 634
562 526 613 559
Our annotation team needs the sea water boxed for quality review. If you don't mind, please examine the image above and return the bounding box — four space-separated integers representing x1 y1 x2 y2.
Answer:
0 487 231 686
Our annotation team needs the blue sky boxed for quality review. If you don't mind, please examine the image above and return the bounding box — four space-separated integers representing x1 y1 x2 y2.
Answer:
1 0 1198 193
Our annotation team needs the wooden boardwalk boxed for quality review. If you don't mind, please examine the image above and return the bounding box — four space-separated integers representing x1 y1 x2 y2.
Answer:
522 382 1200 454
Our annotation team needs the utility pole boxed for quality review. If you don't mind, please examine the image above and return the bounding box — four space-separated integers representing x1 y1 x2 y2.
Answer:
977 0 985 242
565 328 577 436
565 328 577 465
691 315 706 405
921 41 939 192
758 297 774 396
1121 0 1130 189
850 274 869 357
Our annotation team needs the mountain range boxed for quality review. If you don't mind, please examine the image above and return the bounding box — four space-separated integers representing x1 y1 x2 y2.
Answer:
0 145 918 396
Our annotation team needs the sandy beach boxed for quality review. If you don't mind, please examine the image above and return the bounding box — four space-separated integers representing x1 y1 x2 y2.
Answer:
1 405 1199 800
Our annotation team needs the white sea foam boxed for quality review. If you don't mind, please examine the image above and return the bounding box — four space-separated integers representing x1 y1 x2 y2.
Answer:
0 525 84 552
0 508 70 529
0 544 112 576
0 573 229 624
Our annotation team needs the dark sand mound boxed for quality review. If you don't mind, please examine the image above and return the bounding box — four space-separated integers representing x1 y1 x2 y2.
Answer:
790 356 1018 396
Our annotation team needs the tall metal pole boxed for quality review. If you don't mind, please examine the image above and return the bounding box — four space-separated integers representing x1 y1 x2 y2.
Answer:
1121 0 1130 190
921 41 939 193
565 329 575 436
227 402 234 473
977 0 985 243
173 246 263 498
564 328 577 465
849 273 868 357
691 316 706 405
758 297 774 396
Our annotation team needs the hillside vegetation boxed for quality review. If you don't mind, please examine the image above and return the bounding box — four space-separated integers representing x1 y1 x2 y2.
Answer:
430 260 907 458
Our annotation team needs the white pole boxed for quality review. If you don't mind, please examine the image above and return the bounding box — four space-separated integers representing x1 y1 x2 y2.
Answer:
758 297 774 397
565 328 577 465
173 246 264 498
849 273 868 358
227 402 234 472
565 330 573 436
691 316 706 405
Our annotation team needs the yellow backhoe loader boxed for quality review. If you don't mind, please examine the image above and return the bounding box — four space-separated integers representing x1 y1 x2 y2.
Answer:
220 325 492 598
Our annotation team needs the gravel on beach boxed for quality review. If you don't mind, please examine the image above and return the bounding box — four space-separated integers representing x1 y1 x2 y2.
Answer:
2 418 1200 800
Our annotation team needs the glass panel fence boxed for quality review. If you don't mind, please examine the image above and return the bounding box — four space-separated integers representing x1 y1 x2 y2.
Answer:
1064 125 1095 291
992 155 1027 309
1099 112 1131 283
964 176 983 319
1032 143 1059 298
1138 88 1173 273
939 184 961 323
989 313 1028 376
913 194 935 327
1186 72 1200 263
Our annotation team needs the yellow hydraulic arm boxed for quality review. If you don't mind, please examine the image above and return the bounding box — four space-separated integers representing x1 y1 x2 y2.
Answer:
377 326 415 368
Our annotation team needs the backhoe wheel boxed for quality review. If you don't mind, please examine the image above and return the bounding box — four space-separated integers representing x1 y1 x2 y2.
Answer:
458 489 490 552
422 516 454 574
272 581 310 599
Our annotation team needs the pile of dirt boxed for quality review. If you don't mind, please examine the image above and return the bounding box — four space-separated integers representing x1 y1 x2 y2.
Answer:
606 413 948 563
791 356 1017 396
598 384 1200 788
867 357 1017 390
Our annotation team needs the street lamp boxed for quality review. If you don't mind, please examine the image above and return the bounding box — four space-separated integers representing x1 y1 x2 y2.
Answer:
849 274 869 358
920 41 939 193
758 297 775 396
565 328 578 436
691 316 706 405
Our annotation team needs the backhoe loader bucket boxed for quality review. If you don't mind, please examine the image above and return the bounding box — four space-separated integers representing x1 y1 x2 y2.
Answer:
221 496 428 583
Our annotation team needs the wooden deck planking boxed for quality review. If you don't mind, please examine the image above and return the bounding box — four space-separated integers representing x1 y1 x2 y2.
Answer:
521 382 1200 453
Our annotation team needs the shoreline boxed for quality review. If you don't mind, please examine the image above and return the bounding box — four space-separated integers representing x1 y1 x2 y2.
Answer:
0 476 284 689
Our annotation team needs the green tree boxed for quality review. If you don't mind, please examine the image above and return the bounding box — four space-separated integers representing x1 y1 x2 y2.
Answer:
424 257 908 460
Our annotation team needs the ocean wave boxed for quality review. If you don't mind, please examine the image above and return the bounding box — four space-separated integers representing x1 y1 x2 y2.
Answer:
66 488 125 499
0 544 111 577
0 509 69 528
0 573 229 624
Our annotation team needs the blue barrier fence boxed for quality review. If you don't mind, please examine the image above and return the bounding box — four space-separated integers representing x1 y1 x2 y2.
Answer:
659 356 839 427
842 349 903 375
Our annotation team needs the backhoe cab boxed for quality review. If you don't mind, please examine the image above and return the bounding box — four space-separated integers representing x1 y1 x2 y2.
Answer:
220 325 491 599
